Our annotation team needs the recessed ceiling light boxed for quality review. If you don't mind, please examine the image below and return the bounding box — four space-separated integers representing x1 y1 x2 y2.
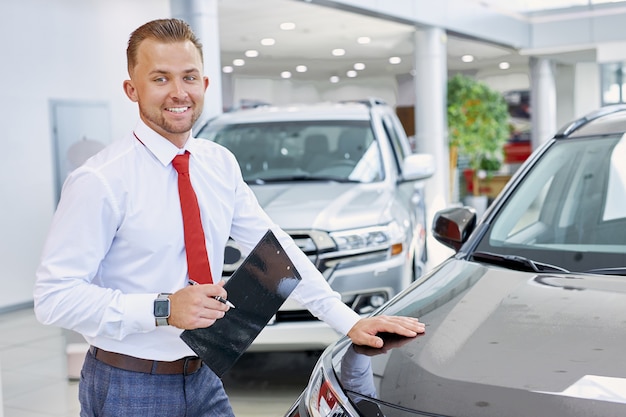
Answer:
354 63 365 70
461 54 474 63
296 65 307 73
261 38 275 46
332 48 346 57
280 22 296 30
357 36 371 44
346 70 357 78
222 66 233 73
233 59 245 66
389 56 401 64
499 61 510 70
330 75 340 83
281 71 292 79
245 50 259 58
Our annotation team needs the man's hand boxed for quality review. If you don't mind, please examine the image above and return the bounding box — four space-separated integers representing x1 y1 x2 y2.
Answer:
347 316 425 348
167 280 231 329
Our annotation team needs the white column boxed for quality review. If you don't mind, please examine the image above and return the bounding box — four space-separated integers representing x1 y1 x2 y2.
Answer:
171 0 224 122
530 57 557 148
413 27 450 207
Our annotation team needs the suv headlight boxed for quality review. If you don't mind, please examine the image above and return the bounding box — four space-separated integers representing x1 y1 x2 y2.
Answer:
329 222 405 255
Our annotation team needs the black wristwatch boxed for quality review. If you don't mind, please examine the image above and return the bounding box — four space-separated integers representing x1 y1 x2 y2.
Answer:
154 293 172 326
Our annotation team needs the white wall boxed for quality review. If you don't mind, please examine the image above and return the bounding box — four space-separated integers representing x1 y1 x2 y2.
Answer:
574 62 601 119
555 64 577 129
0 0 170 311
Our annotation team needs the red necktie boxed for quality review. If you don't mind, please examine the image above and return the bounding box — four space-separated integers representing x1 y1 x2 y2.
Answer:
172 151 213 284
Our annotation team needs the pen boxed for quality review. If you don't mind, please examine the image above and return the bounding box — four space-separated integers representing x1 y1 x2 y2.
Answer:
188 280 236 308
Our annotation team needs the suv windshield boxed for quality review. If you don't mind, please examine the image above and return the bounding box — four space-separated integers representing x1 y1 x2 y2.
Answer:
197 120 384 183
475 133 626 272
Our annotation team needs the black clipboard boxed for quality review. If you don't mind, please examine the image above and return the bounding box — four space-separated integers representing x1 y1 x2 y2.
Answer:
180 230 302 377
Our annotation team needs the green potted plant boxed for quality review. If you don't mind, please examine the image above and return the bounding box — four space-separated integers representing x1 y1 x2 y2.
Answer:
447 73 510 203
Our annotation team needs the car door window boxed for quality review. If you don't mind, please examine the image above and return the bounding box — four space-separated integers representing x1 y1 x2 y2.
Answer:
484 134 626 266
381 114 406 175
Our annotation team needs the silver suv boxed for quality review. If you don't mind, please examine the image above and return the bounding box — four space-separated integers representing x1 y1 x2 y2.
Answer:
196 99 434 351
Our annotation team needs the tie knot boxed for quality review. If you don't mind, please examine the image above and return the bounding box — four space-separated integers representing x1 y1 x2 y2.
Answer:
172 152 190 175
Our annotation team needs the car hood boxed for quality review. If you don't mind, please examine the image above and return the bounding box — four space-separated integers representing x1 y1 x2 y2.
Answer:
333 259 626 417
249 182 390 230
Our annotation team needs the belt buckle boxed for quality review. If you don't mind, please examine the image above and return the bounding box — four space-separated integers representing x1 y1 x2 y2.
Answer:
183 357 199 375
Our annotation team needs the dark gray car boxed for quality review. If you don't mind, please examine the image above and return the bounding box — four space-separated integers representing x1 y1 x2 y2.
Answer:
285 105 626 416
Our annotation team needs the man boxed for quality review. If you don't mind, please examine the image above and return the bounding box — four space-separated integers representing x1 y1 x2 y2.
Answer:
34 18 425 417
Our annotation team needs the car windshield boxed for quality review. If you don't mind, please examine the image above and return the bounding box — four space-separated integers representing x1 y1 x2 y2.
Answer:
197 120 384 183
475 133 626 273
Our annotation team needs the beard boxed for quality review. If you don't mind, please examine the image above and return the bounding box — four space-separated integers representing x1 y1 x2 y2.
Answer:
139 102 203 136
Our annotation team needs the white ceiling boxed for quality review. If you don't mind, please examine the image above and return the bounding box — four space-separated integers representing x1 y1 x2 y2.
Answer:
216 0 525 82
482 0 624 13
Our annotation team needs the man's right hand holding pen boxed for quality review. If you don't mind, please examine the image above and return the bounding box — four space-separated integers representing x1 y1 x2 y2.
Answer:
167 279 234 330
189 279 236 308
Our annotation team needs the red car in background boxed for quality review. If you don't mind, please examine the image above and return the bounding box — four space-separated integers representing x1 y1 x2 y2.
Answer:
505 116 532 164
504 90 532 165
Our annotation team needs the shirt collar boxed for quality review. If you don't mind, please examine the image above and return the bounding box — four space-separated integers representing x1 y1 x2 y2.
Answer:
133 120 200 165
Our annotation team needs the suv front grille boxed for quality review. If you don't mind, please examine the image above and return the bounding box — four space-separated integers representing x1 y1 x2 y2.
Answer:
221 230 336 277
222 231 388 278
221 230 388 323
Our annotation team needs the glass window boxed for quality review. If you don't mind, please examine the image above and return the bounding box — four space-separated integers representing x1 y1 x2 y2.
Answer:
600 62 626 105
381 114 406 175
197 120 384 183
476 134 626 272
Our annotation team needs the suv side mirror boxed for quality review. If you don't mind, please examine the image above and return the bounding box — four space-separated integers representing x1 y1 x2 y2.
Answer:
401 153 435 181
432 206 477 251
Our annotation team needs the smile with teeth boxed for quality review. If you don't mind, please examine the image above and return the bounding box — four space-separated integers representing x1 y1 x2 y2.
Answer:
166 107 189 113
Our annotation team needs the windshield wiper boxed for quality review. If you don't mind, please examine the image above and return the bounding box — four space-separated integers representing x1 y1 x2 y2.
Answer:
471 251 570 273
583 267 626 276
249 175 359 184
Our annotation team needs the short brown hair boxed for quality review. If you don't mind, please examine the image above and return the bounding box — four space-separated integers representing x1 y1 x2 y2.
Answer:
126 18 204 74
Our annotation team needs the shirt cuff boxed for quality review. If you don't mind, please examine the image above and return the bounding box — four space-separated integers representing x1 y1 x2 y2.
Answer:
320 302 361 336
124 293 160 334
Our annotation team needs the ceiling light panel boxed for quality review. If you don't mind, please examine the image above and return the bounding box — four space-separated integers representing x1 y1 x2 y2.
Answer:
217 0 526 79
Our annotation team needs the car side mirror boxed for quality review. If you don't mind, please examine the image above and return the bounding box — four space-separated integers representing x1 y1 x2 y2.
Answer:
432 206 477 251
401 153 435 181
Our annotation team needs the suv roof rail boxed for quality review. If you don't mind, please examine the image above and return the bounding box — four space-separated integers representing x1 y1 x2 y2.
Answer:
339 98 388 108
555 104 626 138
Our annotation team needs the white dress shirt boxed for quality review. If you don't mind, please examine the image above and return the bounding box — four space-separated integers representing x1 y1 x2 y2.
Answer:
34 120 360 361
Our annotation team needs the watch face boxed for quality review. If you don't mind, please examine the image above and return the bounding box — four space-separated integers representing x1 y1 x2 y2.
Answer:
154 299 170 318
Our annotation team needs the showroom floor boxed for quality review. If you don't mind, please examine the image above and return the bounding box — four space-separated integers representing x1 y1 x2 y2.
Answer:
0 207 454 417
0 307 321 417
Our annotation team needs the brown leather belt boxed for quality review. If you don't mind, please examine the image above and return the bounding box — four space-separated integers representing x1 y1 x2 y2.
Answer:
89 346 203 375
